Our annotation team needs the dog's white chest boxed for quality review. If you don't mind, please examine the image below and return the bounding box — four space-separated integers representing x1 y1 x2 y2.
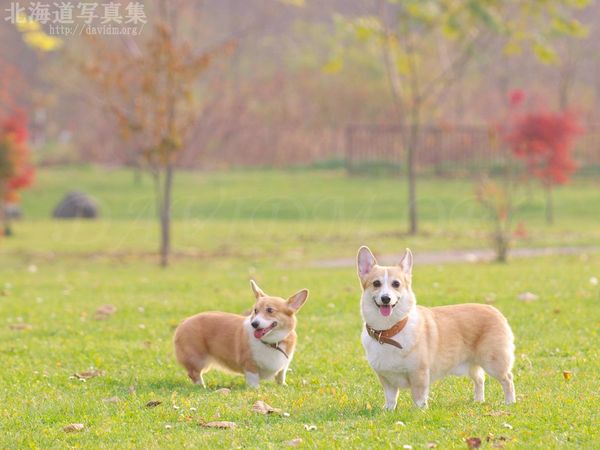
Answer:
361 312 420 385
248 338 288 378
362 330 417 374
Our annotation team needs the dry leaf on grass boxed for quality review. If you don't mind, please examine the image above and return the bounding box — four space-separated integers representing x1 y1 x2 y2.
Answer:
502 422 513 430
427 443 438 449
63 423 84 433
201 421 236 429
145 400 162 408
102 396 119 403
252 400 281 415
484 293 496 304
303 424 317 431
9 323 32 331
215 388 231 395
485 411 510 417
72 370 104 380
562 370 573 380
286 438 303 447
517 292 538 302
466 437 481 449
95 304 117 320
486 434 510 448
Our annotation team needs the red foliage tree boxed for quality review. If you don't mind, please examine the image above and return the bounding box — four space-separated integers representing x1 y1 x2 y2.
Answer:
503 94 582 224
0 111 35 236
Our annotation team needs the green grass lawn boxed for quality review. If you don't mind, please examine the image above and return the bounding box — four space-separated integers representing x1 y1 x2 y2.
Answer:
1 167 599 448
3 167 599 264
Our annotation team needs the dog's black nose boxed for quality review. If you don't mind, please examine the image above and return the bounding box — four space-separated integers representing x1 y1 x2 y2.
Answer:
251 320 260 329
380 295 391 305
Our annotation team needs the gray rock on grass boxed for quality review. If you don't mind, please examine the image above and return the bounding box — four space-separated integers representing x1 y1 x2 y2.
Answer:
53 191 99 219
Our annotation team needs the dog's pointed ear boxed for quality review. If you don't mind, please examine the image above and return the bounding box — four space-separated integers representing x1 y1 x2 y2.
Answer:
250 280 266 300
399 248 413 275
357 246 377 279
287 289 309 312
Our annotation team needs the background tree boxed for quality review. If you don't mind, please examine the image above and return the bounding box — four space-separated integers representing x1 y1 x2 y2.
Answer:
0 112 35 236
331 0 590 235
505 106 582 224
475 176 513 262
81 3 235 267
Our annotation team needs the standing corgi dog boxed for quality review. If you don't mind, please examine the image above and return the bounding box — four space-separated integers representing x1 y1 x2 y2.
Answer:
174 280 308 388
357 246 516 409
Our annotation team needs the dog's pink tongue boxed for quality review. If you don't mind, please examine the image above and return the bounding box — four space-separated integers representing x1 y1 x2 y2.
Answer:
254 329 267 339
380 305 392 317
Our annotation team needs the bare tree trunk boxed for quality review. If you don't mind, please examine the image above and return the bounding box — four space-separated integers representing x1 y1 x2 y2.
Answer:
558 41 576 112
545 186 554 225
0 201 10 237
0 183 11 236
405 46 421 236
407 118 419 235
495 227 509 263
378 0 421 235
159 164 173 267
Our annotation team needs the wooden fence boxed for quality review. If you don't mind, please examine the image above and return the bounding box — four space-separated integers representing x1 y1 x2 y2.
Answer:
345 124 600 175
57 123 600 173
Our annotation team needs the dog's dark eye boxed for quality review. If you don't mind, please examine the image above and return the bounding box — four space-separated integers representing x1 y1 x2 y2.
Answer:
373 280 381 288
392 280 400 289
266 307 274 314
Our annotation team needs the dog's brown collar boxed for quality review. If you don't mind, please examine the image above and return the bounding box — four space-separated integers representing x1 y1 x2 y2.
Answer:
262 341 289 359
365 316 409 350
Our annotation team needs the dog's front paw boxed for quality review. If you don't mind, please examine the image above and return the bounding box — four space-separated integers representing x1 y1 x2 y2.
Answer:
383 403 397 411
245 372 260 388
414 401 428 409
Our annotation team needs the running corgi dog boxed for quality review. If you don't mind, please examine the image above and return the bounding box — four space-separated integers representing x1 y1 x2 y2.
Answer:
174 280 308 388
357 246 516 409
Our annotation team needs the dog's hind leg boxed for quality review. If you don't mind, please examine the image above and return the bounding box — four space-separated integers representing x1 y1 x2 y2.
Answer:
469 365 485 402
481 359 515 404
187 368 205 387
181 355 209 387
498 371 515 404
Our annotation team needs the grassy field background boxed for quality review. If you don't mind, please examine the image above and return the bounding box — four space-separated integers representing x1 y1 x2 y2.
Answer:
1 167 599 448
3 167 600 264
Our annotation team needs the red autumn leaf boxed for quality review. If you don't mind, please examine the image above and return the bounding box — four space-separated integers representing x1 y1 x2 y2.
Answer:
466 437 482 449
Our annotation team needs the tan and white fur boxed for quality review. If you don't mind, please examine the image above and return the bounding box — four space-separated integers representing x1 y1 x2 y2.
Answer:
357 246 516 409
173 280 308 388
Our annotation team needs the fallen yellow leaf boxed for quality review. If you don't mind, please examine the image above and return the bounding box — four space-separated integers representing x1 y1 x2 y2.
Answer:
63 423 84 433
201 421 236 429
252 400 281 415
